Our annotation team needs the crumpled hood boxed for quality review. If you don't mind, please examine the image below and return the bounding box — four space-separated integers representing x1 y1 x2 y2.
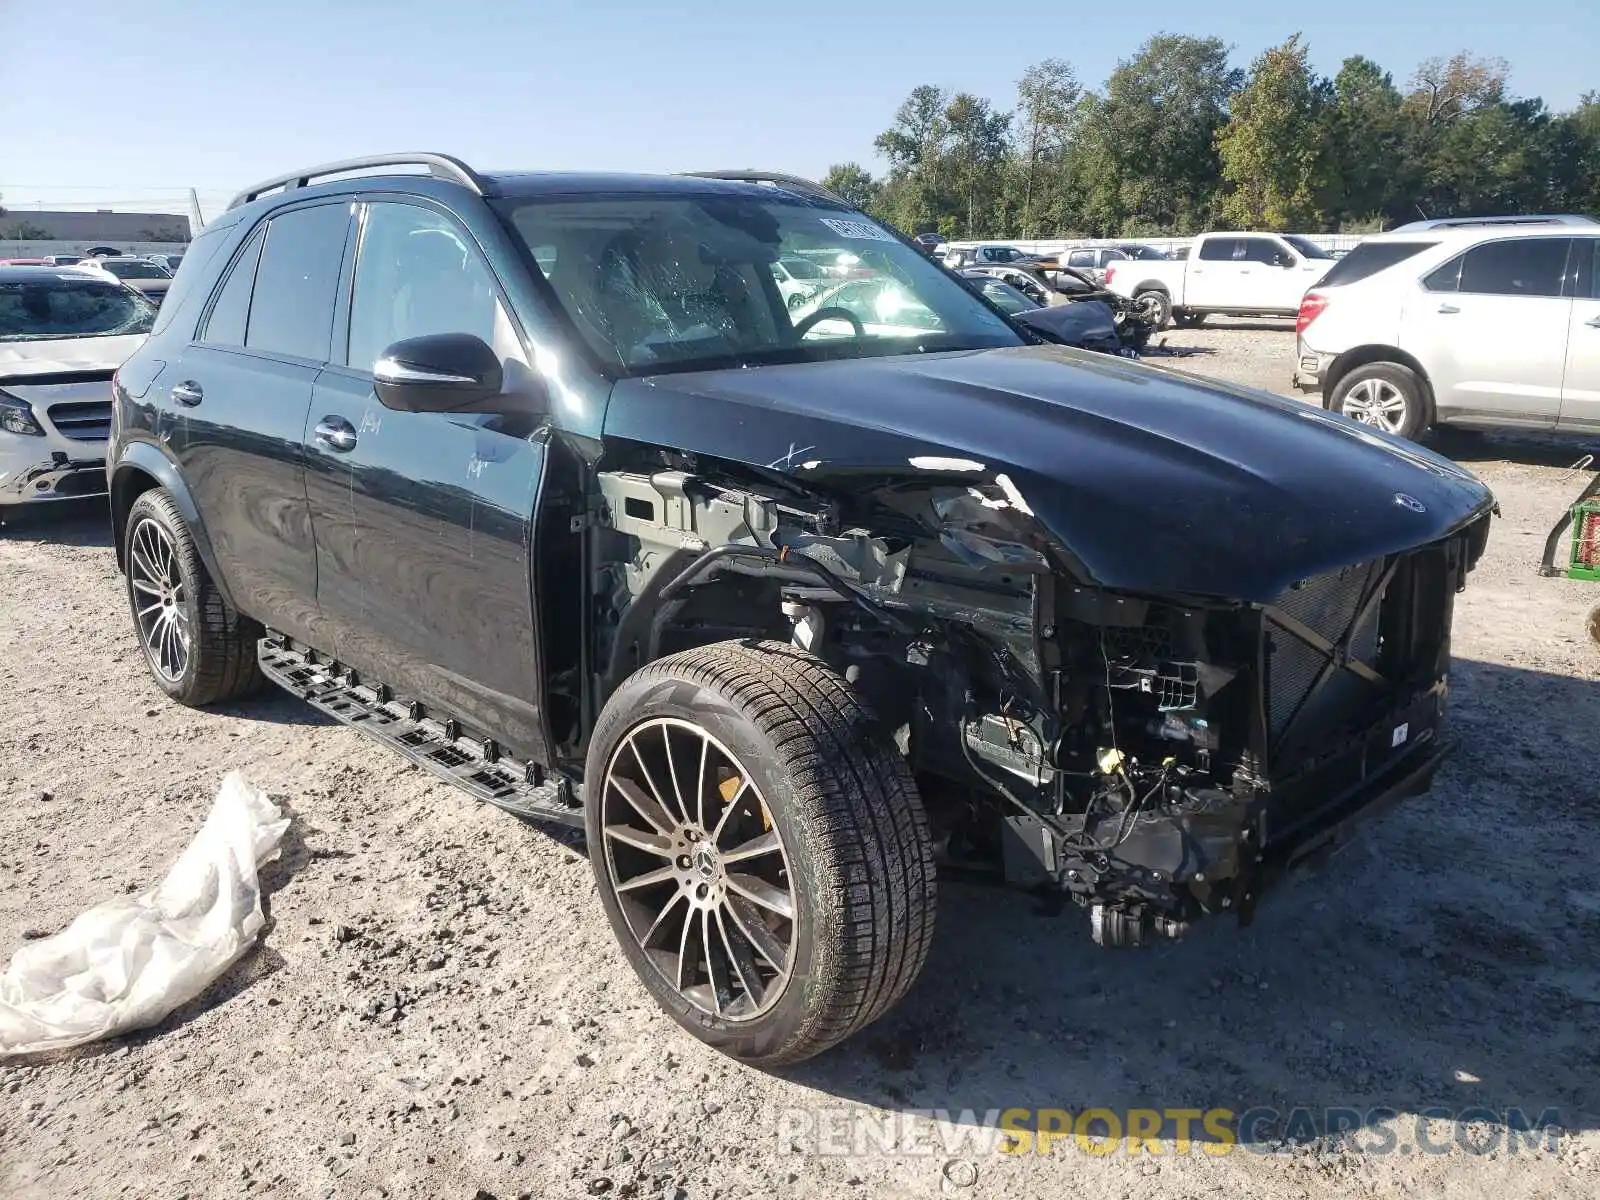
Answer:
1012 300 1119 349
0 333 146 381
604 344 1494 601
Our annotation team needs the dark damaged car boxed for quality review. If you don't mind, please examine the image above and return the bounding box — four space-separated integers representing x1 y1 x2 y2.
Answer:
107 157 1494 1066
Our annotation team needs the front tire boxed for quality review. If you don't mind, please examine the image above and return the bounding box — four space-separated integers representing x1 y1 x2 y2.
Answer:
1135 289 1172 329
1329 361 1429 440
123 488 265 706
584 640 937 1066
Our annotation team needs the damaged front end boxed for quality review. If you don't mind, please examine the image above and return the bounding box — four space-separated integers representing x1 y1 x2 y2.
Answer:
587 451 1492 947
997 539 1479 946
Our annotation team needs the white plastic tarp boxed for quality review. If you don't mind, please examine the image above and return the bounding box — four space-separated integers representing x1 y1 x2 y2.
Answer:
0 772 289 1056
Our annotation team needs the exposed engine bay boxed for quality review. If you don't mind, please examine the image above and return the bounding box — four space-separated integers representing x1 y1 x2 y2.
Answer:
587 454 1488 946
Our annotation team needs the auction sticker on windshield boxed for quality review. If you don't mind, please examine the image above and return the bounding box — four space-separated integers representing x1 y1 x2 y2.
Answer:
819 217 897 242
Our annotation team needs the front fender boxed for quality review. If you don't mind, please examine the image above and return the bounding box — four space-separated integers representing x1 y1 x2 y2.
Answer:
1126 276 1176 301
110 439 238 613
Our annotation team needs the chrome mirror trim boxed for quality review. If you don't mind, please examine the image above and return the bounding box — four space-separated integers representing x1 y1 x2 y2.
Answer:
373 356 479 386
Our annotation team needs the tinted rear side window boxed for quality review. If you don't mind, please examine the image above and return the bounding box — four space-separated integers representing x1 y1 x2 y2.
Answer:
150 225 230 335
244 203 350 361
1198 238 1237 261
1316 242 1438 288
202 226 264 346
1457 237 1571 298
1422 255 1462 293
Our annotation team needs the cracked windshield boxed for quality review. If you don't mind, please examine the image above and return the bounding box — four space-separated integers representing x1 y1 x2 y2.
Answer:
0 274 157 342
498 195 1019 373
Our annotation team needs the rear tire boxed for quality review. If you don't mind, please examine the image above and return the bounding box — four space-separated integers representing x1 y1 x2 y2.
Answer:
123 488 265 706
1328 361 1429 440
584 640 937 1066
1135 289 1172 329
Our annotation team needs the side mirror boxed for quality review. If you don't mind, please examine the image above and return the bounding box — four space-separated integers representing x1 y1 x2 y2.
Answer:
1275 253 1297 268
372 333 504 413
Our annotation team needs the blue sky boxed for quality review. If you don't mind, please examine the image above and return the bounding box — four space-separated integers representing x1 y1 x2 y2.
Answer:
1 0 1591 221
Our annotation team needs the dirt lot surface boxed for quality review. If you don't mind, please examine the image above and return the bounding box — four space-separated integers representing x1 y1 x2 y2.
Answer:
4 326 1600 1200
1142 316 1307 397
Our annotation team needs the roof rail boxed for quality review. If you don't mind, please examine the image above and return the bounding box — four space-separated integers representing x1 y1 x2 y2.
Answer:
227 153 490 211
1388 213 1600 232
681 170 850 208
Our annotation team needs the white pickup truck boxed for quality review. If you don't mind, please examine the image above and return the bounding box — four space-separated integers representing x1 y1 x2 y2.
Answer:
1105 232 1336 328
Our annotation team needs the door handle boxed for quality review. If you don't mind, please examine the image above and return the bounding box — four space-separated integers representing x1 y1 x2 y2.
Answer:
1437 303 1461 314
170 381 203 407
314 417 357 453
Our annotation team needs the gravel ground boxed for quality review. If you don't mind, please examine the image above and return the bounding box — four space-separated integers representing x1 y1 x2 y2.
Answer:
1141 316 1304 396
4 327 1600 1199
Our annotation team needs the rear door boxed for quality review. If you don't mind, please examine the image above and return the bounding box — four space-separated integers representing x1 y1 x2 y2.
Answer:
1185 237 1241 308
165 201 352 639
304 197 551 759
1400 236 1572 426
1558 237 1600 432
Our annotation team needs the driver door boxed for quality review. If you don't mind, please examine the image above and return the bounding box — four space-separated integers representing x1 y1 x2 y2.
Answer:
1242 236 1315 312
1231 237 1293 311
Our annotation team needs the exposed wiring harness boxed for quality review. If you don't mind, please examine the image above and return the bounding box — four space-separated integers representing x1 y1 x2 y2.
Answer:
958 712 1172 857
956 623 1178 862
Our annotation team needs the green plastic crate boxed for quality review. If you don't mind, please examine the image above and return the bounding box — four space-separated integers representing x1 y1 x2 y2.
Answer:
1571 499 1600 582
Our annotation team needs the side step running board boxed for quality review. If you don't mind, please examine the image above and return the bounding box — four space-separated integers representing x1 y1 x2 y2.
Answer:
257 637 584 839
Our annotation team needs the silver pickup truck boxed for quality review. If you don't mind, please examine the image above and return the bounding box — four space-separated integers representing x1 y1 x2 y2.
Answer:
1105 231 1336 327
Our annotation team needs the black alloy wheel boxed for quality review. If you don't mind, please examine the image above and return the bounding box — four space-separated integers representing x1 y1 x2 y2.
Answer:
599 716 796 1022
122 487 265 706
127 512 192 683
584 641 937 1065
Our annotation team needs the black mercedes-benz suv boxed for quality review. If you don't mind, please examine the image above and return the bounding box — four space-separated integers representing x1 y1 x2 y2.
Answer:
108 154 1494 1065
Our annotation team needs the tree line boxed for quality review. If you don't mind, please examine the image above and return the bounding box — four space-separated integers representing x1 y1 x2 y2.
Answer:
821 35 1600 240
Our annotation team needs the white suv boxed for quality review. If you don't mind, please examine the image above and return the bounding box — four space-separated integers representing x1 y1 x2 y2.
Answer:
1293 221 1600 439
